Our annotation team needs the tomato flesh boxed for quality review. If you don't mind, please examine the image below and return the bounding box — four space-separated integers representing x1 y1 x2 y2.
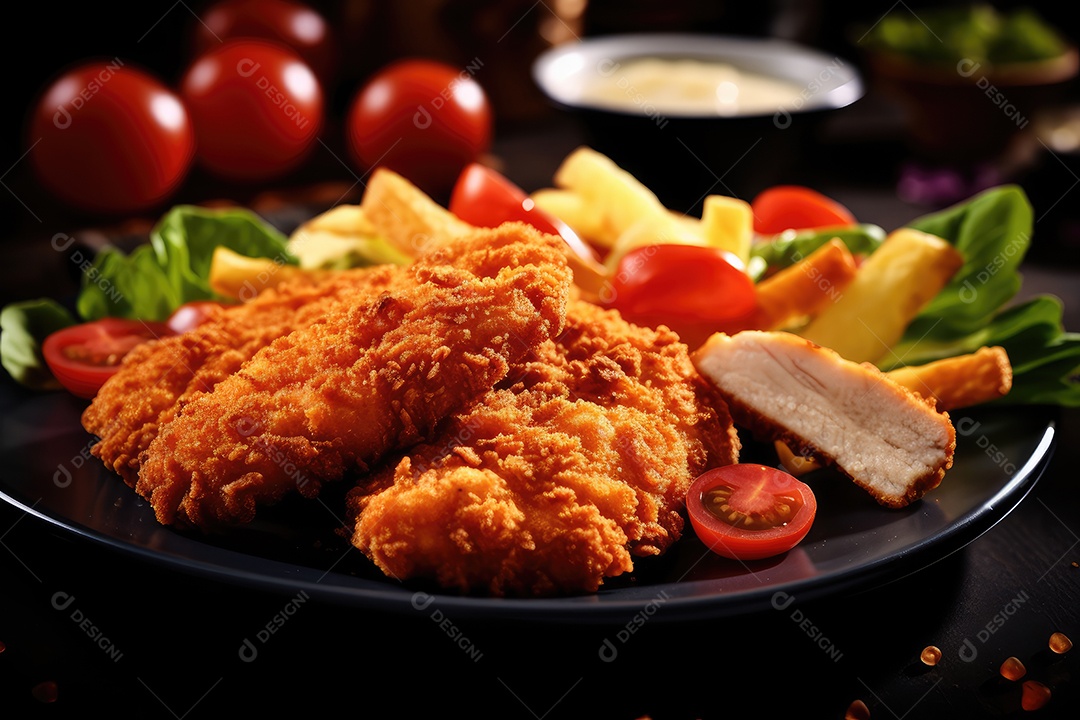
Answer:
687 464 817 560
42 319 174 399
607 244 756 324
752 185 857 235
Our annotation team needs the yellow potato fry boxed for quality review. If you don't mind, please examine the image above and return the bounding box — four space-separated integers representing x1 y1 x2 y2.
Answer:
288 205 413 269
360 167 472 257
798 228 965 363
553 146 669 246
209 247 327 301
296 204 377 236
701 195 753 265
529 188 608 244
885 346 1012 411
752 239 858 330
774 441 821 477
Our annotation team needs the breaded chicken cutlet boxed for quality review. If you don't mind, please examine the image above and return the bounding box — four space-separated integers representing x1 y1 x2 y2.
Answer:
83 265 404 487
347 300 740 596
88 223 572 529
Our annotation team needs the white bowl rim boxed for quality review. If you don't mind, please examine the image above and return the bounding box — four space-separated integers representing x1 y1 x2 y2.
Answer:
532 32 865 119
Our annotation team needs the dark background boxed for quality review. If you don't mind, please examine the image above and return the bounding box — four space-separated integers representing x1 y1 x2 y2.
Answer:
2 2 1080 718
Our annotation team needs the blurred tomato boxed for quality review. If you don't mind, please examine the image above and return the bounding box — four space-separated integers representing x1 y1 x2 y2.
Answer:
751 186 857 235
191 0 337 83
28 62 195 214
607 244 757 324
181 39 323 182
347 59 492 196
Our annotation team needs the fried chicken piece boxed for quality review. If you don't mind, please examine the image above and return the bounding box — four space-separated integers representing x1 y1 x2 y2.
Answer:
137 224 572 528
347 300 739 596
82 265 402 487
692 331 956 508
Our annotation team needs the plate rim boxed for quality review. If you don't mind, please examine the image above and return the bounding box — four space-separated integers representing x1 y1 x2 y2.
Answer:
0 411 1056 625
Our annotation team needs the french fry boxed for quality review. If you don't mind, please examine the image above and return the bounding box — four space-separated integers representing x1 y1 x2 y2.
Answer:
288 205 413 269
885 346 1012 410
752 239 858 330
360 167 472 257
209 247 328 300
774 441 821 477
701 194 753 265
529 188 608 245
552 146 669 246
296 203 378 237
798 228 965 363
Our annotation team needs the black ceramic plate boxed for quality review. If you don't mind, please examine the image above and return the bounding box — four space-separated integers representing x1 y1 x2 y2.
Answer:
0 380 1054 624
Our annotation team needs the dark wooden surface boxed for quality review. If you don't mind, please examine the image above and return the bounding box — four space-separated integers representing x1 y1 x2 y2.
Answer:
3 5 1080 718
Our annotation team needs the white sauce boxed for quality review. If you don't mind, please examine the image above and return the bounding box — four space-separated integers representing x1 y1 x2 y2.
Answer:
583 58 805 116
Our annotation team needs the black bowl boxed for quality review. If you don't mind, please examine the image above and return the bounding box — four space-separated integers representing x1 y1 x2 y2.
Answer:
532 33 865 213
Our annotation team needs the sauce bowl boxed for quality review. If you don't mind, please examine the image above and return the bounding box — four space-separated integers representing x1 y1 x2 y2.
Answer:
532 33 864 211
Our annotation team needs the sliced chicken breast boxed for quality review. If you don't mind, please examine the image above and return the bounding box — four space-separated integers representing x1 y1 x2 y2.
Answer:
691 331 956 508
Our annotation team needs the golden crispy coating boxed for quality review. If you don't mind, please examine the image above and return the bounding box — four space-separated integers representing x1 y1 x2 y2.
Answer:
136 224 572 529
82 265 401 487
348 300 739 596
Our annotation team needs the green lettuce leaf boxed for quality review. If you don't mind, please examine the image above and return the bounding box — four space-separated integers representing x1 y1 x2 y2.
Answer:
0 299 76 390
749 224 885 281
77 205 297 321
904 184 1031 338
889 186 1080 406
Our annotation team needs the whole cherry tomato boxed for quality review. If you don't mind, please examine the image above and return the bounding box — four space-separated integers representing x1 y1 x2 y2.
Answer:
190 0 338 83
347 59 492 197
28 62 195 214
607 244 757 324
751 185 857 235
181 39 324 181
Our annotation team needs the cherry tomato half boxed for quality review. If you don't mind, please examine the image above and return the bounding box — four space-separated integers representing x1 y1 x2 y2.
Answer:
687 464 817 561
29 62 195 214
191 0 338 83
347 59 492 197
751 185 857 235
42 319 175 399
607 244 757 324
181 39 323 181
449 163 602 265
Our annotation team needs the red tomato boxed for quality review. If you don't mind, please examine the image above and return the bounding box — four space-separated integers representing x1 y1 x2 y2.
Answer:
687 464 817 561
166 301 230 333
751 185 857 235
347 59 492 196
28 62 195 214
191 0 338 83
606 244 756 324
449 163 601 265
42 319 175 399
181 39 323 181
